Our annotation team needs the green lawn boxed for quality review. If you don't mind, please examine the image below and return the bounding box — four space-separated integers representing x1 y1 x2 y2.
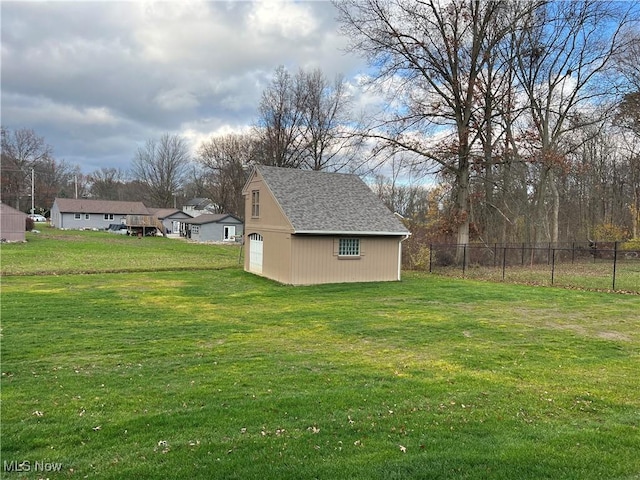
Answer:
1 231 639 479
1 227 240 276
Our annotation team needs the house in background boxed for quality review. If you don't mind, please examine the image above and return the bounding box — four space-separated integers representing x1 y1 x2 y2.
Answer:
242 166 410 285
148 208 193 235
0 203 27 242
183 213 243 242
50 198 149 230
182 198 217 217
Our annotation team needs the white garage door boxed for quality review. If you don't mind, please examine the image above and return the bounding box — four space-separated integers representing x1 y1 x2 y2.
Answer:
249 233 263 274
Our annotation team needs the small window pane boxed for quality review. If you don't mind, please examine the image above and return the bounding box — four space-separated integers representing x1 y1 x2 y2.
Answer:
339 238 360 256
251 190 260 217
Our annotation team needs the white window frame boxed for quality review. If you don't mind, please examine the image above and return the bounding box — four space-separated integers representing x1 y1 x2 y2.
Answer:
224 225 236 241
74 213 81 220
104 214 114 221
191 225 199 234
84 214 90 220
338 238 360 257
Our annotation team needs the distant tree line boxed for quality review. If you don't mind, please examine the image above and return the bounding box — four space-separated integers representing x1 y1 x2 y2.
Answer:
2 1 638 249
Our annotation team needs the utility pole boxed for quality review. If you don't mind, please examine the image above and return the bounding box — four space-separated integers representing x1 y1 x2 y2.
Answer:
31 168 35 214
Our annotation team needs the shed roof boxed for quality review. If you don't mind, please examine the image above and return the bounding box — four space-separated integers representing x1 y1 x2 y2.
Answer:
53 198 149 215
182 213 242 225
0 202 27 218
253 166 409 235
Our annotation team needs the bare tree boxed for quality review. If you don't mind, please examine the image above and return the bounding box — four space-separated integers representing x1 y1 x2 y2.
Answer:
88 168 129 200
255 66 306 168
511 0 636 243
298 69 357 171
335 0 534 260
255 65 357 171
1 127 53 210
196 133 256 217
131 133 191 208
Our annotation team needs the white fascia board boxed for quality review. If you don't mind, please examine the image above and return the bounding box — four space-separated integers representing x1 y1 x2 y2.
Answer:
294 230 410 236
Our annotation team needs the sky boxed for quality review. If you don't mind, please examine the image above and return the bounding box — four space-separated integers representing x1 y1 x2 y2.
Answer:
1 0 369 174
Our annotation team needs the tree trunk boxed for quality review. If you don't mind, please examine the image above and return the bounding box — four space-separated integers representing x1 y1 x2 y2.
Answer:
456 161 471 263
550 169 560 244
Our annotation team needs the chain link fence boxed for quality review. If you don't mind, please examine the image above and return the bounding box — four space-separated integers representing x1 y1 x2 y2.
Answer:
427 242 640 293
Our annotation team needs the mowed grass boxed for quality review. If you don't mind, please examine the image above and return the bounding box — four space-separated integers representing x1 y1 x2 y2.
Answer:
1 231 639 479
0 226 240 276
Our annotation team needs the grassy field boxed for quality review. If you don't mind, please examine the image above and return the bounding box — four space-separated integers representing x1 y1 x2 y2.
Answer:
431 261 640 293
0 227 241 276
1 230 639 479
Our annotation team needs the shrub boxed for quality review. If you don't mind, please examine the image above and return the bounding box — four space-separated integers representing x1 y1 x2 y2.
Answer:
410 245 431 271
592 223 630 241
621 238 640 251
25 217 34 232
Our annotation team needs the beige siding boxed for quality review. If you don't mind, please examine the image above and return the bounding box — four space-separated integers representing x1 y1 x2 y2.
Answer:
290 235 401 285
243 172 294 282
242 170 405 285
243 174 292 234
261 231 293 283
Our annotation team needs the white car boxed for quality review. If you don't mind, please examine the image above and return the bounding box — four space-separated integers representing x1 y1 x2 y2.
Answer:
28 214 47 222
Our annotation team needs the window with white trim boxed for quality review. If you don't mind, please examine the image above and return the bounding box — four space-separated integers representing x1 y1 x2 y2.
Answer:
339 238 360 257
104 214 114 220
191 225 199 234
85 214 90 220
74 213 81 220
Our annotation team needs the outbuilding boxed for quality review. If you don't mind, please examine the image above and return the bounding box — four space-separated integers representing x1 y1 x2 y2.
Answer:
147 208 193 235
242 166 410 285
183 213 243 242
0 203 27 242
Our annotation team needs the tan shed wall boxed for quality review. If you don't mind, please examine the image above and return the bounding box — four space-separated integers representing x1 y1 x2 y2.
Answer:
290 235 402 285
244 173 294 282
243 174 292 234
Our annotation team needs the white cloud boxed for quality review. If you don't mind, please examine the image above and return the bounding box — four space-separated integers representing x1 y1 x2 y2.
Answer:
247 1 317 40
0 0 367 173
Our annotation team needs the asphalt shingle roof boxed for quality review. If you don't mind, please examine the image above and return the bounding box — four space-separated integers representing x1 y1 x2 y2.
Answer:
182 213 241 225
54 198 149 215
257 166 409 235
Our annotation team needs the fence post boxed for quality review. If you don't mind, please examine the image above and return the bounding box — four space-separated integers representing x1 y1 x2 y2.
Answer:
462 244 467 276
429 243 433 273
612 241 618 291
551 248 556 285
493 243 497 267
521 243 525 266
502 245 507 281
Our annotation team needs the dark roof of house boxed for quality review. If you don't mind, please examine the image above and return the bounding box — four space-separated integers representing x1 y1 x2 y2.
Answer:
184 198 214 209
147 208 192 219
53 198 149 215
255 166 409 235
182 213 242 225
